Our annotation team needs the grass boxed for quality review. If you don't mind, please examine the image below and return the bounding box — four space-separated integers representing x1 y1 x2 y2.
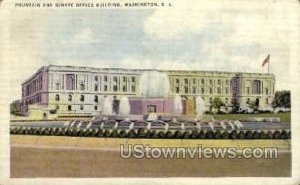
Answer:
213 112 290 123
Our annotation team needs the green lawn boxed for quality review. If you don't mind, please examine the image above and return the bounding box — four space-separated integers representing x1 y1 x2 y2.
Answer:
213 112 290 123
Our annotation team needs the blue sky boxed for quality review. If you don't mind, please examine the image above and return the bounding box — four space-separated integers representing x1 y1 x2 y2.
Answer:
4 0 300 100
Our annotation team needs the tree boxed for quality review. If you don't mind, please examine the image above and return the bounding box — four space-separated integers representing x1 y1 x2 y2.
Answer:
211 97 225 113
248 100 259 111
272 90 291 108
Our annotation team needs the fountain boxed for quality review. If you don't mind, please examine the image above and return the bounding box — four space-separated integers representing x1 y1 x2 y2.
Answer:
119 96 131 116
173 94 183 114
102 96 113 115
139 71 170 98
196 96 205 117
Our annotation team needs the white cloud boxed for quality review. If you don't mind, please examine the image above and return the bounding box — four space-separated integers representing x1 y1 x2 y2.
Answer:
73 28 93 44
143 0 300 90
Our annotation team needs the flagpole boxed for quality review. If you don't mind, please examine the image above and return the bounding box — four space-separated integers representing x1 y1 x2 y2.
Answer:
268 60 270 73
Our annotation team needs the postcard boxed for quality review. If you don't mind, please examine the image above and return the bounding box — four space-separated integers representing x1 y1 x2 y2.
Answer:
1 0 300 184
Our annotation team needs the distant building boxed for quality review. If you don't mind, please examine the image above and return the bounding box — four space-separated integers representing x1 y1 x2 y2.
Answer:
19 65 275 118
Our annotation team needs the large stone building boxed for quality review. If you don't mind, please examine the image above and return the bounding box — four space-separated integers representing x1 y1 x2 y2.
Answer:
19 65 275 119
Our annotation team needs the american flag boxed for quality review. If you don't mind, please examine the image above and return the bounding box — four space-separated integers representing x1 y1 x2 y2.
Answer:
262 54 270 67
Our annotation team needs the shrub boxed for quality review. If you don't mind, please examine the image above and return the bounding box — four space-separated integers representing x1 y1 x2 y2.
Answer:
287 131 291 139
182 131 190 139
119 130 127 138
78 129 85 137
165 131 173 139
266 131 273 139
214 130 222 139
245 131 253 139
273 130 281 139
260 131 267 139
190 130 199 139
90 129 98 137
145 130 152 138
137 128 146 138
174 131 183 139
151 130 159 138
97 129 104 137
32 128 39 135
127 130 136 138
158 131 166 138
222 131 229 139
111 129 119 138
280 130 287 139
104 129 111 137
237 131 245 139
84 129 92 137
199 130 206 139
72 129 79 136
44 128 50 135
252 131 260 139
206 130 214 139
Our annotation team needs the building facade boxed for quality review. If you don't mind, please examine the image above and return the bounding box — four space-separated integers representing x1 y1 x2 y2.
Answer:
20 65 275 118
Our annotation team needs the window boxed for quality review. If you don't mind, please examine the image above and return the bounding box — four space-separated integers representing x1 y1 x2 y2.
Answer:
209 98 212 103
66 74 75 90
122 85 127 92
226 80 229 85
266 98 269 104
217 87 221 94
266 88 269 94
122 76 126 82
175 79 180 84
201 88 204 94
80 83 85 90
56 105 59 110
55 94 60 101
113 85 118 92
104 85 108 91
94 76 98 81
94 84 98 91
94 106 98 110
184 87 188 93
201 79 205 85
132 85 136 92
68 94 72 101
94 95 98 103
104 76 108 82
247 87 250 94
80 95 84 102
209 88 213 94
80 105 84 110
113 76 118 83
218 79 221 85
68 105 72 111
131 76 136 83
184 79 188 84
175 87 180 93
55 82 59 90
192 87 196 94
247 98 250 104
192 78 196 84
209 79 213 85
225 98 229 104
225 87 229 94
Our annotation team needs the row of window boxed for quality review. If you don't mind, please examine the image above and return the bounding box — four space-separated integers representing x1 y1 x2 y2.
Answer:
23 75 43 97
175 87 230 94
65 105 98 111
55 94 101 103
175 78 230 86
94 75 136 83
94 84 136 92
23 94 42 106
